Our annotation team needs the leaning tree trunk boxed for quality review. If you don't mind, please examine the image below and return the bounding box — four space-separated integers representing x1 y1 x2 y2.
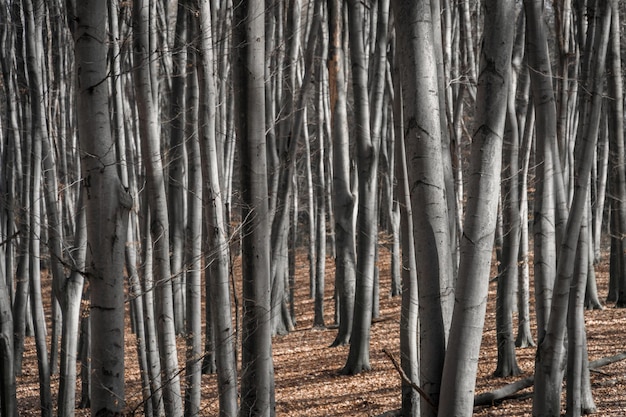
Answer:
438 1 516 415
233 0 275 414
533 2 611 414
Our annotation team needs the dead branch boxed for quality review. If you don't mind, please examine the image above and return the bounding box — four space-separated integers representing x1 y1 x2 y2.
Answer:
382 349 437 412
474 351 626 407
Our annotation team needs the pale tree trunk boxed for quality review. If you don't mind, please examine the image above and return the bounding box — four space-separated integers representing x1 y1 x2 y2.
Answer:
394 75 419 417
313 48 327 328
533 2 611 414
391 2 454 413
168 2 188 335
495 10 524 377
108 1 154 412
566 200 597 416
516 94 536 348
368 0 390 321
524 0 559 342
0 281 17 417
196 0 238 414
140 209 166 417
184 14 202 417
607 0 626 308
233 0 275 414
268 0 321 336
438 2 516 415
132 0 183 414
56 191 86 417
23 0 52 413
71 0 132 414
328 0 356 348
342 0 380 375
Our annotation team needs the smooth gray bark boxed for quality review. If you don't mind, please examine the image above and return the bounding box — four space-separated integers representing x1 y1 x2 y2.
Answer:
391 2 454 413
533 2 610 414
328 0 356 347
196 0 238 413
72 0 133 414
132 0 183 414
342 0 380 375
233 0 275 414
184 15 202 416
438 1 516 415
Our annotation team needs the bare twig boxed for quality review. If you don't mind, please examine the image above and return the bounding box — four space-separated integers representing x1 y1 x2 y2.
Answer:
382 349 437 412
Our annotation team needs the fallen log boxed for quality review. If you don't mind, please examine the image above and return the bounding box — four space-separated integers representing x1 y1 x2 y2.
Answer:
473 351 626 407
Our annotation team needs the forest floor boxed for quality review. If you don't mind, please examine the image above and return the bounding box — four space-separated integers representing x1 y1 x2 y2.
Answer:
16 245 626 416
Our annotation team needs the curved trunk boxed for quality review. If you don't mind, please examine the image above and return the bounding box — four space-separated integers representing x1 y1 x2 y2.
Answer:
328 0 356 347
439 1 516 414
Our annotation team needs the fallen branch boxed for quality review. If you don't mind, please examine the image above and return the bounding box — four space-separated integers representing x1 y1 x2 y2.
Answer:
474 376 534 406
474 351 626 407
382 349 437 412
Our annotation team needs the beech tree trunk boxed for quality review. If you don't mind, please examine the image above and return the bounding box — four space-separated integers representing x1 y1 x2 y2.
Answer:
328 0 356 348
391 2 454 413
132 0 183 414
233 0 275 414
438 1 516 415
71 0 132 414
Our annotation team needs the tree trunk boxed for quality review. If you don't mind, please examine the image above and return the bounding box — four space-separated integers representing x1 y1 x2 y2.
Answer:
524 0 560 343
341 0 380 375
394 75 419 417
233 0 275 414
71 0 133 414
196 1 238 413
438 2 516 415
391 2 454 413
184 14 202 416
607 0 626 308
23 0 52 413
533 2 611 414
0 282 17 417
132 0 183 414
328 0 356 348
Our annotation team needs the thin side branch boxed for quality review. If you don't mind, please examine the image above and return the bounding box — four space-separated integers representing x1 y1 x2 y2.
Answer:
382 349 437 411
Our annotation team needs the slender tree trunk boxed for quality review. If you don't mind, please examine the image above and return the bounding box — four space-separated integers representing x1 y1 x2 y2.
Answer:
23 0 52 413
533 3 610 414
184 14 202 417
233 0 275 414
196 1 238 413
342 0 380 375
132 1 183 414
168 1 189 335
394 76 419 417
0 281 17 417
524 0 559 343
607 0 626 308
328 0 356 348
438 2 516 415
495 10 524 377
